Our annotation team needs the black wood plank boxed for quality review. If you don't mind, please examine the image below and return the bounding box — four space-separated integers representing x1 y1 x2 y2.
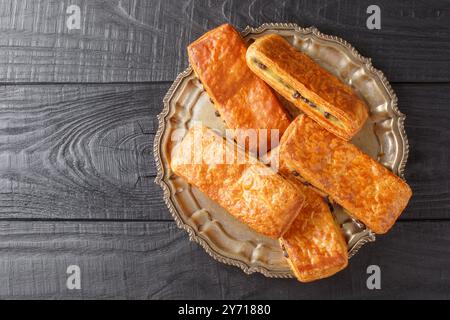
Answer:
0 83 168 220
0 220 448 299
0 82 448 220
0 0 448 83
399 83 450 219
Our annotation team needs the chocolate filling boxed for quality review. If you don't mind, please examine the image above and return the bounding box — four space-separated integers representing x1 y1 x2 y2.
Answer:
280 243 289 258
251 57 343 127
291 170 311 187
255 61 267 70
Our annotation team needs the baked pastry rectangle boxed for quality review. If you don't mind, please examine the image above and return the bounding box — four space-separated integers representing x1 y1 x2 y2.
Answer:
280 185 348 282
171 125 305 239
263 148 349 282
246 34 368 140
188 24 291 153
278 115 412 234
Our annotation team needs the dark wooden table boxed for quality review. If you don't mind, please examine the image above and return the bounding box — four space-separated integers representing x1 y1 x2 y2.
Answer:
0 0 449 299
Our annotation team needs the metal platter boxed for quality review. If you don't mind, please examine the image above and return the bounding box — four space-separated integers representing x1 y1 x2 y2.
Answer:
154 23 409 278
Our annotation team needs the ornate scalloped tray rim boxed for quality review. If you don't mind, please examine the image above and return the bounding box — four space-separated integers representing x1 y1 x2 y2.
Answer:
154 67 291 277
155 66 292 278
241 23 409 179
154 23 408 278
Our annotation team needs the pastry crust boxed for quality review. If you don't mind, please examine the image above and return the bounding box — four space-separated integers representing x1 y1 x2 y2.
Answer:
279 115 412 234
171 125 305 239
188 24 291 153
246 34 368 140
264 148 349 282
280 186 348 282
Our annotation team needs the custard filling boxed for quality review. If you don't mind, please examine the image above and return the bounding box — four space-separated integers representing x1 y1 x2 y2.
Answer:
251 58 344 129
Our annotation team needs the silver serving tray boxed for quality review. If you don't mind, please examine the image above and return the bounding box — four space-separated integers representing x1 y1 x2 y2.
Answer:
154 23 409 278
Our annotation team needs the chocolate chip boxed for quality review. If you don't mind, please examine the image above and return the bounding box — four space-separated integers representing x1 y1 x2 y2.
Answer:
256 62 267 70
307 101 316 108
281 243 289 258
292 170 299 177
210 98 215 104
324 112 331 119
215 110 220 117
292 91 300 99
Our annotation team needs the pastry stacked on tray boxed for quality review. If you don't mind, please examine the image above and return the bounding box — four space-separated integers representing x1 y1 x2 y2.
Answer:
171 24 412 282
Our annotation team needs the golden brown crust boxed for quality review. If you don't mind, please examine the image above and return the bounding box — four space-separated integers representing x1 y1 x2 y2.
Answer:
187 25 291 153
246 34 368 140
279 187 348 282
279 115 413 234
272 153 348 282
170 125 305 239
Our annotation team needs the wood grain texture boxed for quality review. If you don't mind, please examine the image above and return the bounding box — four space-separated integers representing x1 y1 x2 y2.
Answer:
0 0 448 83
0 83 168 220
0 220 448 299
399 84 450 219
0 0 447 301
0 83 448 220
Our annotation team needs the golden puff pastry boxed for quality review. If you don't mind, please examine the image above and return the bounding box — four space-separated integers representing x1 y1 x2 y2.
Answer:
279 115 412 234
246 34 368 140
264 148 348 282
187 24 291 153
280 186 348 282
171 125 305 239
